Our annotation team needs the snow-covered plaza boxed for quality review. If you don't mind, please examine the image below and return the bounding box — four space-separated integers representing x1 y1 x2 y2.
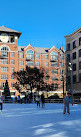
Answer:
0 103 81 137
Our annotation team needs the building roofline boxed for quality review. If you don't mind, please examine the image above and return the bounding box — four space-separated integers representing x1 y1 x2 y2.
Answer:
0 25 22 38
64 27 81 38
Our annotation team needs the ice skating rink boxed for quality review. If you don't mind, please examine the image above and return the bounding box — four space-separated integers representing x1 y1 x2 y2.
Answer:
0 103 81 137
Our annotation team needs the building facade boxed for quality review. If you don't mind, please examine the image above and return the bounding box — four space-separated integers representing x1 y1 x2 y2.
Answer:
65 27 81 94
0 26 65 97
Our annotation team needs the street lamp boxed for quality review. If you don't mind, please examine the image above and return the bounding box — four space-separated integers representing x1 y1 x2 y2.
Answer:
62 70 64 98
68 62 73 100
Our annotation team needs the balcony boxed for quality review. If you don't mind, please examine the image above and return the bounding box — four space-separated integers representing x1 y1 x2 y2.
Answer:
26 57 33 61
0 55 8 59
50 58 57 62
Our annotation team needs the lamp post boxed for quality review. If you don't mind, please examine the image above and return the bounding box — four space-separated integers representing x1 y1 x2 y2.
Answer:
69 62 73 100
62 70 64 98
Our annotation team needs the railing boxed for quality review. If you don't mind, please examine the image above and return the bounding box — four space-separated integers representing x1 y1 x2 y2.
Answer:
45 99 63 103
45 98 81 104
3 98 13 103
3 98 81 104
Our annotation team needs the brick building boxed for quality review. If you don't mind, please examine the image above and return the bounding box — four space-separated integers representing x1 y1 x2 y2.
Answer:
0 26 65 97
65 27 81 94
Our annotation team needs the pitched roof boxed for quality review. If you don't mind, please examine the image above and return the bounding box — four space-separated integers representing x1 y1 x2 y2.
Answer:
34 47 50 54
18 46 64 54
0 25 22 37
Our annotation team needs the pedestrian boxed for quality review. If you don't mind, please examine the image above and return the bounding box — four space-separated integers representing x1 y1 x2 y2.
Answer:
35 94 40 108
17 95 20 103
25 92 27 103
0 93 4 113
63 93 73 114
41 92 45 108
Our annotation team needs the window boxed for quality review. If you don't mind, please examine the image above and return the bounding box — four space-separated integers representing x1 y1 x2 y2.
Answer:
45 62 49 67
27 61 33 66
51 77 58 81
26 84 30 89
51 55 57 61
73 52 76 59
1 67 8 72
26 50 34 59
20 68 24 71
1 51 8 57
0 46 9 51
51 83 58 90
11 83 14 88
79 37 81 45
73 64 76 71
60 70 63 74
79 49 81 57
60 63 63 68
1 75 8 79
73 75 76 84
51 62 57 67
60 84 63 88
73 41 76 49
20 52 24 58
60 76 63 81
51 69 58 74
79 73 81 82
11 67 14 72
60 54 64 60
11 75 14 80
20 61 24 66
1 59 8 64
26 54 33 60
67 54 70 62
50 51 58 56
45 69 49 74
1 82 5 88
26 50 34 54
79 61 81 70
67 76 70 84
11 52 15 57
36 53 40 59
50 51 58 61
45 54 48 59
67 43 70 51
36 62 40 66
11 60 15 65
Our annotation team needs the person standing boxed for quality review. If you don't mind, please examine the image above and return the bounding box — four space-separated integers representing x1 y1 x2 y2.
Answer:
63 93 73 114
41 92 45 108
0 93 4 113
35 94 40 108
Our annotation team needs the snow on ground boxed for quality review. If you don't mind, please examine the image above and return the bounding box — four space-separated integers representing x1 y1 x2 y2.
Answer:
0 103 81 137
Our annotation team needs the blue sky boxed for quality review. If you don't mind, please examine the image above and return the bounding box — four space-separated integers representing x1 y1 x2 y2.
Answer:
0 0 81 50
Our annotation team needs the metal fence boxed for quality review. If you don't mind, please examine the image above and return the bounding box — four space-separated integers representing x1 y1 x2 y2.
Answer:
3 98 81 104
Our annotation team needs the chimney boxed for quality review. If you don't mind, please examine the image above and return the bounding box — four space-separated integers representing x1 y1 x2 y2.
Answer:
60 47 63 50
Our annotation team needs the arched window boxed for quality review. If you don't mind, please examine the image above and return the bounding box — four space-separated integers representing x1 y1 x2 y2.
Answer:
0 46 9 51
26 49 34 60
0 46 10 58
26 50 34 54
50 51 58 56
